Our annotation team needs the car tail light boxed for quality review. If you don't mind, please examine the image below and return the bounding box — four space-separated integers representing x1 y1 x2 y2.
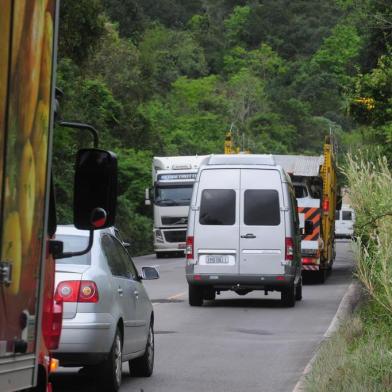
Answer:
55 280 99 303
323 198 330 213
78 281 99 303
285 237 294 261
186 236 194 259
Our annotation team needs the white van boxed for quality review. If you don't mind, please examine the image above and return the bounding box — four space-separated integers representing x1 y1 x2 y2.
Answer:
335 205 355 239
186 155 311 307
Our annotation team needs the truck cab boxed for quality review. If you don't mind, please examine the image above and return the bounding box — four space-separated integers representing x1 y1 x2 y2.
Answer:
147 156 208 258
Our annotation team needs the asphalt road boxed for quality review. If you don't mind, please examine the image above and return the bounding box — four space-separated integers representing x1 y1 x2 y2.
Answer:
52 240 354 392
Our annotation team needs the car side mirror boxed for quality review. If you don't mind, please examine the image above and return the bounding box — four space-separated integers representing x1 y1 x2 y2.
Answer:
74 148 117 230
304 220 314 235
141 266 159 280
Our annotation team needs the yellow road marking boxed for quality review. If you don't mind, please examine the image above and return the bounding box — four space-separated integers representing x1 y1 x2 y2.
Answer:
167 291 186 300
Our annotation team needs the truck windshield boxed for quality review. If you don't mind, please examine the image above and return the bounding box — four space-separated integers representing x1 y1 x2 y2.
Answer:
55 235 91 265
155 185 193 206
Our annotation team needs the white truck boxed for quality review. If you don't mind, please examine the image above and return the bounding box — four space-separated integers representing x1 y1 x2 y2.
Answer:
146 156 208 258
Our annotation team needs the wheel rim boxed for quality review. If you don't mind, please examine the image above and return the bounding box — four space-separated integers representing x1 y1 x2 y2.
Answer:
114 335 122 385
146 326 154 369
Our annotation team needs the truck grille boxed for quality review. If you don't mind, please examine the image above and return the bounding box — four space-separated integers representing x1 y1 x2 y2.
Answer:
164 230 186 243
162 217 188 225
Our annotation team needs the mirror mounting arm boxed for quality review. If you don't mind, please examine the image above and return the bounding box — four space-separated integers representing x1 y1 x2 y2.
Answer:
53 230 94 259
59 121 99 148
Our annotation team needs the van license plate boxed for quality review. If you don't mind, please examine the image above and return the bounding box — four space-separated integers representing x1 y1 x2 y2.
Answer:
206 255 229 264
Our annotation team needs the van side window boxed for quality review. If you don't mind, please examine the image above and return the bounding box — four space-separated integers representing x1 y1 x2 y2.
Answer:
335 211 340 220
342 211 352 221
244 190 280 226
199 189 236 225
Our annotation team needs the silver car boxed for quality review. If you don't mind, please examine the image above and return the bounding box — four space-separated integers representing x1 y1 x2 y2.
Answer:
52 225 159 392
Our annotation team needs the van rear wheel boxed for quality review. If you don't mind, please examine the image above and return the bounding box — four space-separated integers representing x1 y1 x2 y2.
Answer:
189 285 203 306
281 285 295 307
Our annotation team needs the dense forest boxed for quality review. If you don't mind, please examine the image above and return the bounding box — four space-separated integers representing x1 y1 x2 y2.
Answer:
54 0 392 254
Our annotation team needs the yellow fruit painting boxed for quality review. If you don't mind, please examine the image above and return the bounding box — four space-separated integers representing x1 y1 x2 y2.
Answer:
18 141 36 256
2 212 22 295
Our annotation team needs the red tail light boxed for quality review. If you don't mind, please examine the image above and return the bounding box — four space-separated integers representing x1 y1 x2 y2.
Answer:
323 198 330 212
43 300 63 350
285 237 294 261
55 281 99 303
186 236 194 259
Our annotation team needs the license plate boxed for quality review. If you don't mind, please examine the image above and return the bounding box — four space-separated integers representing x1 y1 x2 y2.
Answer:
206 255 229 264
178 243 186 249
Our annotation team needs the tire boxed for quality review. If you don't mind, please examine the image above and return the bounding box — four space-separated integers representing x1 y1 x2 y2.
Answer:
99 328 122 392
129 322 154 377
204 287 216 301
189 284 203 306
281 284 296 307
295 277 303 301
317 269 327 284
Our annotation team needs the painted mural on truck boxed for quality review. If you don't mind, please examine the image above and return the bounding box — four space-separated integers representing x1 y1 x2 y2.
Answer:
0 0 56 356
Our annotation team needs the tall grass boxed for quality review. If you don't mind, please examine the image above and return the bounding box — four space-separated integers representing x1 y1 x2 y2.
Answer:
343 154 392 317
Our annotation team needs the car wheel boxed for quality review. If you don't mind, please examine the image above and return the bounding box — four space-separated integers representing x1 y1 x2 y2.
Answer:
295 277 302 301
99 328 122 392
129 322 154 377
281 285 295 307
204 287 216 301
189 284 203 306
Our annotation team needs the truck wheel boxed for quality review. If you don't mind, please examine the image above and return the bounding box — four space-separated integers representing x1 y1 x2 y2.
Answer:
99 328 122 392
317 269 327 284
129 322 154 377
189 284 203 306
295 278 302 301
281 285 295 307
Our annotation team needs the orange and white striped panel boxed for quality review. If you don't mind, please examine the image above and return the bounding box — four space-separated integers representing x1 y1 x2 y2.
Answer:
298 207 321 241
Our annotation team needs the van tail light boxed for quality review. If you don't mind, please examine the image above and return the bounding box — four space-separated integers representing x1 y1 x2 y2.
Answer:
285 237 294 261
55 281 99 303
323 198 330 213
43 299 63 350
186 236 194 259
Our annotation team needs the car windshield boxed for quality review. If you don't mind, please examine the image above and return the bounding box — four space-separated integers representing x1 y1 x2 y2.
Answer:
55 234 91 265
154 185 193 206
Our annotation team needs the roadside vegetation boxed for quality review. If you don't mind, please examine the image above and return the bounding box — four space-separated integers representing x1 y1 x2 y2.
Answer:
53 0 392 254
305 154 392 391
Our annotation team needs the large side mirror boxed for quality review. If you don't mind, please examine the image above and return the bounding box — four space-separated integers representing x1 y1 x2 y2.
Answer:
304 220 314 235
74 148 117 230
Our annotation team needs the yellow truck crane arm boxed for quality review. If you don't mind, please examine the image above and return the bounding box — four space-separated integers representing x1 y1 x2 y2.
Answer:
320 136 338 264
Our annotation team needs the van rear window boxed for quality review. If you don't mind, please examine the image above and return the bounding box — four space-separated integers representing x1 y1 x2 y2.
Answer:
244 190 280 226
335 211 340 220
342 211 352 221
199 189 236 225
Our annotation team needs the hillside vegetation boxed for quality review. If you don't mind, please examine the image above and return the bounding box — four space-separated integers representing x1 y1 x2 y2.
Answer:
54 0 392 253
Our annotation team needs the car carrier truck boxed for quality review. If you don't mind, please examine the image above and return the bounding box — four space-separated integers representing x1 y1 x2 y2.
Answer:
0 2 117 391
274 136 341 283
146 156 207 258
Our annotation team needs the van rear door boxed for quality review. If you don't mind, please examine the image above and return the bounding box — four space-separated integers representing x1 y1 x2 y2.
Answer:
193 169 240 275
239 169 285 275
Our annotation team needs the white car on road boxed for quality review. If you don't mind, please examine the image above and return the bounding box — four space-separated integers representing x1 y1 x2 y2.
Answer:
53 225 159 392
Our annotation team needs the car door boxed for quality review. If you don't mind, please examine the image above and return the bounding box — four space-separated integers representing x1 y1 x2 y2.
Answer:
101 234 138 355
193 169 240 274
110 237 148 352
239 169 285 275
